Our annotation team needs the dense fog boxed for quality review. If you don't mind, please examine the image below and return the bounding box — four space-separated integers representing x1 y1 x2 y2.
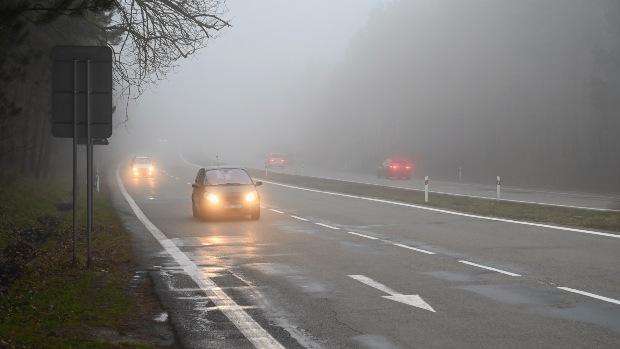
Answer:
112 0 620 192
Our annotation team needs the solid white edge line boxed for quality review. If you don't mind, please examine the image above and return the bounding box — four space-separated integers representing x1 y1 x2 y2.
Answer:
390 242 435 255
290 215 308 222
269 209 284 214
115 168 284 349
255 169 619 212
347 232 379 240
315 222 340 230
458 260 521 277
258 179 620 240
557 287 620 305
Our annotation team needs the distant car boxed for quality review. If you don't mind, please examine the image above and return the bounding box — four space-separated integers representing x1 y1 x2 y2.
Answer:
377 159 413 179
191 166 262 220
265 153 288 169
131 156 155 177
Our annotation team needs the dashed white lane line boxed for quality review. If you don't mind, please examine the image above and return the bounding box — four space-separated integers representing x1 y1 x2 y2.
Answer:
557 287 620 305
388 242 435 255
259 180 620 240
116 168 284 349
315 222 340 230
269 208 284 214
347 231 379 240
458 260 521 277
290 215 309 222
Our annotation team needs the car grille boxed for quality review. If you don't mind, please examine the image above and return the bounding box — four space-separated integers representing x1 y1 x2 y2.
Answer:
223 192 244 205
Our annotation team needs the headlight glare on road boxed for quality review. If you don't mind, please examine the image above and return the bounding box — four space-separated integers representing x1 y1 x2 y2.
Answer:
245 191 257 203
205 193 220 205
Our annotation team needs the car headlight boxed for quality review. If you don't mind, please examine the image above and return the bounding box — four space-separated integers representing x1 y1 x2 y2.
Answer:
205 193 220 205
245 191 258 202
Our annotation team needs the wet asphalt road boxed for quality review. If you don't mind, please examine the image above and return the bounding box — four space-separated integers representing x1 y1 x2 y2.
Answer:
112 159 620 348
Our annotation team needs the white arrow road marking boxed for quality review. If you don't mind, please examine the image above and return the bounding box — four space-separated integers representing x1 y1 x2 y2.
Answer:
348 274 436 312
116 168 284 349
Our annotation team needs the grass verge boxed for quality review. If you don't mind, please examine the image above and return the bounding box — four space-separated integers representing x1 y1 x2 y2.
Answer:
0 175 174 348
249 169 620 233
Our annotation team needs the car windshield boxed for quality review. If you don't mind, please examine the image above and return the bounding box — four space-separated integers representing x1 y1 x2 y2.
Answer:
270 153 284 158
134 158 151 164
205 169 253 186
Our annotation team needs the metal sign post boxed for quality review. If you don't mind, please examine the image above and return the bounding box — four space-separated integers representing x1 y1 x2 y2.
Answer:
52 46 112 268
72 59 78 265
86 60 93 268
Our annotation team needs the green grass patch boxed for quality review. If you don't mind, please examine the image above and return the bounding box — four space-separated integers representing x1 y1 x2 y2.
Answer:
250 169 620 233
0 176 159 348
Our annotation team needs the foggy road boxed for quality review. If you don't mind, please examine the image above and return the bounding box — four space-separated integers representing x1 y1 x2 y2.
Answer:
241 159 620 212
113 158 620 348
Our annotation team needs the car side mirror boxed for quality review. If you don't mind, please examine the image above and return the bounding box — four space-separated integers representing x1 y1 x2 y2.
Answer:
255 181 263 186
192 183 201 189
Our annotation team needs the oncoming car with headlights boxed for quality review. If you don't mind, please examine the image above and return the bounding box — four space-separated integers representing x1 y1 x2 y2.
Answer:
131 156 155 177
191 166 262 220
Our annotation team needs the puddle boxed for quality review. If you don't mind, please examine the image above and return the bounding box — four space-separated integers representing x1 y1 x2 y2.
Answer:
351 334 401 349
533 303 620 334
423 270 476 283
458 284 544 306
244 262 328 296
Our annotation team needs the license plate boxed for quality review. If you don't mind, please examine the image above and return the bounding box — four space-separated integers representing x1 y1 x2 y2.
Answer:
227 204 242 209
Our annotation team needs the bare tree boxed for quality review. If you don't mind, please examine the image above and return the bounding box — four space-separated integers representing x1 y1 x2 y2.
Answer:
0 0 229 174
3 0 230 95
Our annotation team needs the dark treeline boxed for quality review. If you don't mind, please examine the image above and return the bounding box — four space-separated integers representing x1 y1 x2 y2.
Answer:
0 0 228 178
300 0 620 192
0 10 99 177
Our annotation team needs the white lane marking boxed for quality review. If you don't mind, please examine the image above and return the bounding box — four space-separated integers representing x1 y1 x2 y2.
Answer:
315 222 340 230
347 231 379 240
458 260 521 277
116 168 284 349
557 287 620 305
348 274 435 312
389 242 435 255
290 215 308 222
259 180 620 240
269 209 284 214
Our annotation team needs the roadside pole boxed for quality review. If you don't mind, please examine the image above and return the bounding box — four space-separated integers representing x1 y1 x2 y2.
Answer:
496 176 501 200
72 59 78 266
424 176 429 203
86 60 93 268
458 167 462 182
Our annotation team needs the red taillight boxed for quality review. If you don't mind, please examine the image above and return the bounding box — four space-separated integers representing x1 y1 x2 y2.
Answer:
405 166 412 170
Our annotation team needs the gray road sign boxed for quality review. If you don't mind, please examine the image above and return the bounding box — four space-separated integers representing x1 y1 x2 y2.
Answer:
52 46 112 138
